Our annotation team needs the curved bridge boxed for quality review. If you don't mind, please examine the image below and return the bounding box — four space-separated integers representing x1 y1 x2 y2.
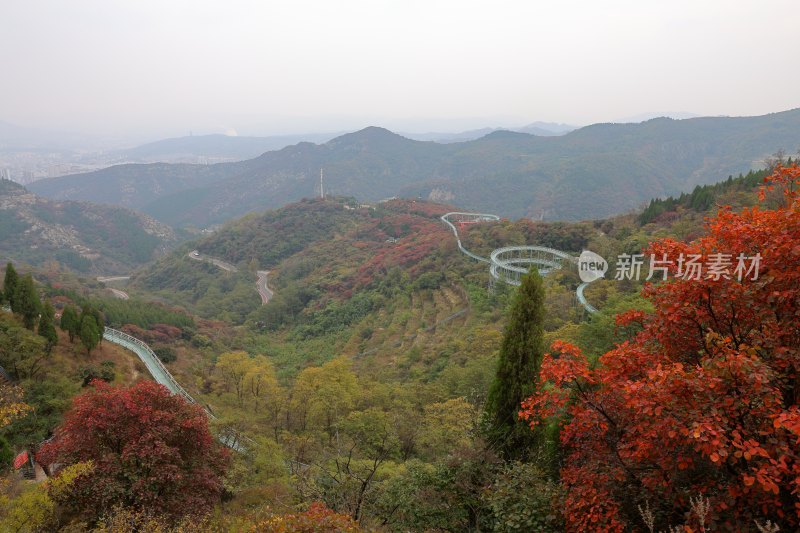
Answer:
489 245 575 283
441 212 597 314
103 327 247 452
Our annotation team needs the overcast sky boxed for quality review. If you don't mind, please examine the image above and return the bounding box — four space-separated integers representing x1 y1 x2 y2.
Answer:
1 0 798 137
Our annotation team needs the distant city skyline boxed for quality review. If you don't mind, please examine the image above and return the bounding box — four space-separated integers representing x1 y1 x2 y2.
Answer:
1 0 798 138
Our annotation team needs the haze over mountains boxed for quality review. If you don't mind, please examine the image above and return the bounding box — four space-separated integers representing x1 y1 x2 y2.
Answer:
0 120 574 184
29 109 800 227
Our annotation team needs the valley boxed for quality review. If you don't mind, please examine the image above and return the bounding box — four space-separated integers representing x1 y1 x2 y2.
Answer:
3 161 798 530
4 3 799 529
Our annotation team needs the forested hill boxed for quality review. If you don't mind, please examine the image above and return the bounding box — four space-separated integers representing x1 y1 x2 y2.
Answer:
30 109 800 227
0 178 177 274
131 197 468 325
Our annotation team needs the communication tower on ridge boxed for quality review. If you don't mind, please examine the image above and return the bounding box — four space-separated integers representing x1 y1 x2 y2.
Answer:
320 168 325 199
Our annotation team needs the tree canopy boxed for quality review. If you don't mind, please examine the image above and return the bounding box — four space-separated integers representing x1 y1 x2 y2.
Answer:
37 380 230 523
520 165 800 530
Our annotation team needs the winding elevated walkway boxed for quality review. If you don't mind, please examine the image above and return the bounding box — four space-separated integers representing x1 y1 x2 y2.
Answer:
441 212 500 263
103 328 246 451
104 328 195 403
441 212 598 314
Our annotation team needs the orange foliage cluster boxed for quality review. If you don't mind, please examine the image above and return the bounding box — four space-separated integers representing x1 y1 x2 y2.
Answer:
251 502 361 532
120 323 182 343
520 166 800 531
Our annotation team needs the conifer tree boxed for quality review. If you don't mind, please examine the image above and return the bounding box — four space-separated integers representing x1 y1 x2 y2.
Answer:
79 316 100 356
14 273 40 330
90 308 104 344
484 268 546 460
38 300 58 354
3 263 18 311
79 305 104 345
60 305 79 343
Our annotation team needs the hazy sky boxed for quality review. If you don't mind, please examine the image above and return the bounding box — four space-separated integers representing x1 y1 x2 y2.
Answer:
1 0 799 137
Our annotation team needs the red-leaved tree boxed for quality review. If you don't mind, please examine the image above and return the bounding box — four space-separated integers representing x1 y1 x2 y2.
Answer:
38 380 230 522
520 166 800 531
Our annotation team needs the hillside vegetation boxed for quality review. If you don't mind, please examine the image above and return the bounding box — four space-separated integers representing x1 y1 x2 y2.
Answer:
0 179 178 274
2 165 794 531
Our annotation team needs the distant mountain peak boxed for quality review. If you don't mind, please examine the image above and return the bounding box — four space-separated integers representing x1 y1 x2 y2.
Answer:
326 126 413 148
480 129 532 140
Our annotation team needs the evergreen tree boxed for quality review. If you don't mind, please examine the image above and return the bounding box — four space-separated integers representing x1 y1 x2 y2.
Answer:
38 300 58 354
13 273 40 330
79 316 100 356
484 268 546 460
79 305 104 345
3 263 18 311
90 307 104 344
60 305 79 343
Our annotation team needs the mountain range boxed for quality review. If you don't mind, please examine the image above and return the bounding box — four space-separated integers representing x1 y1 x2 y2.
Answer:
84 122 575 164
29 109 800 227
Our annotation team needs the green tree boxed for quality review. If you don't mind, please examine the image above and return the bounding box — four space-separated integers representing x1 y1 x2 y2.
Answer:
14 273 40 330
153 346 177 364
215 351 254 407
484 269 546 460
418 398 476 459
79 316 100 356
90 307 105 344
79 305 104 345
0 436 13 469
486 462 563 532
291 358 360 439
2 263 18 311
0 314 47 380
60 305 79 343
37 300 58 354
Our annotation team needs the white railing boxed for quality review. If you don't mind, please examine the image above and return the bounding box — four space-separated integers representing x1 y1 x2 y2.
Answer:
103 327 195 404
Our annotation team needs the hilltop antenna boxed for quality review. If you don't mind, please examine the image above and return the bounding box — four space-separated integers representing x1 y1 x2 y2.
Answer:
320 168 324 199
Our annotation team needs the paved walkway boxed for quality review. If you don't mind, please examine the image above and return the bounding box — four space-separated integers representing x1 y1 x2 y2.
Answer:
256 270 273 304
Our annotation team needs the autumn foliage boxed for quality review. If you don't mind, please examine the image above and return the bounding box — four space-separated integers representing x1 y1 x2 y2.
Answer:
252 502 362 532
37 380 230 522
520 166 800 531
